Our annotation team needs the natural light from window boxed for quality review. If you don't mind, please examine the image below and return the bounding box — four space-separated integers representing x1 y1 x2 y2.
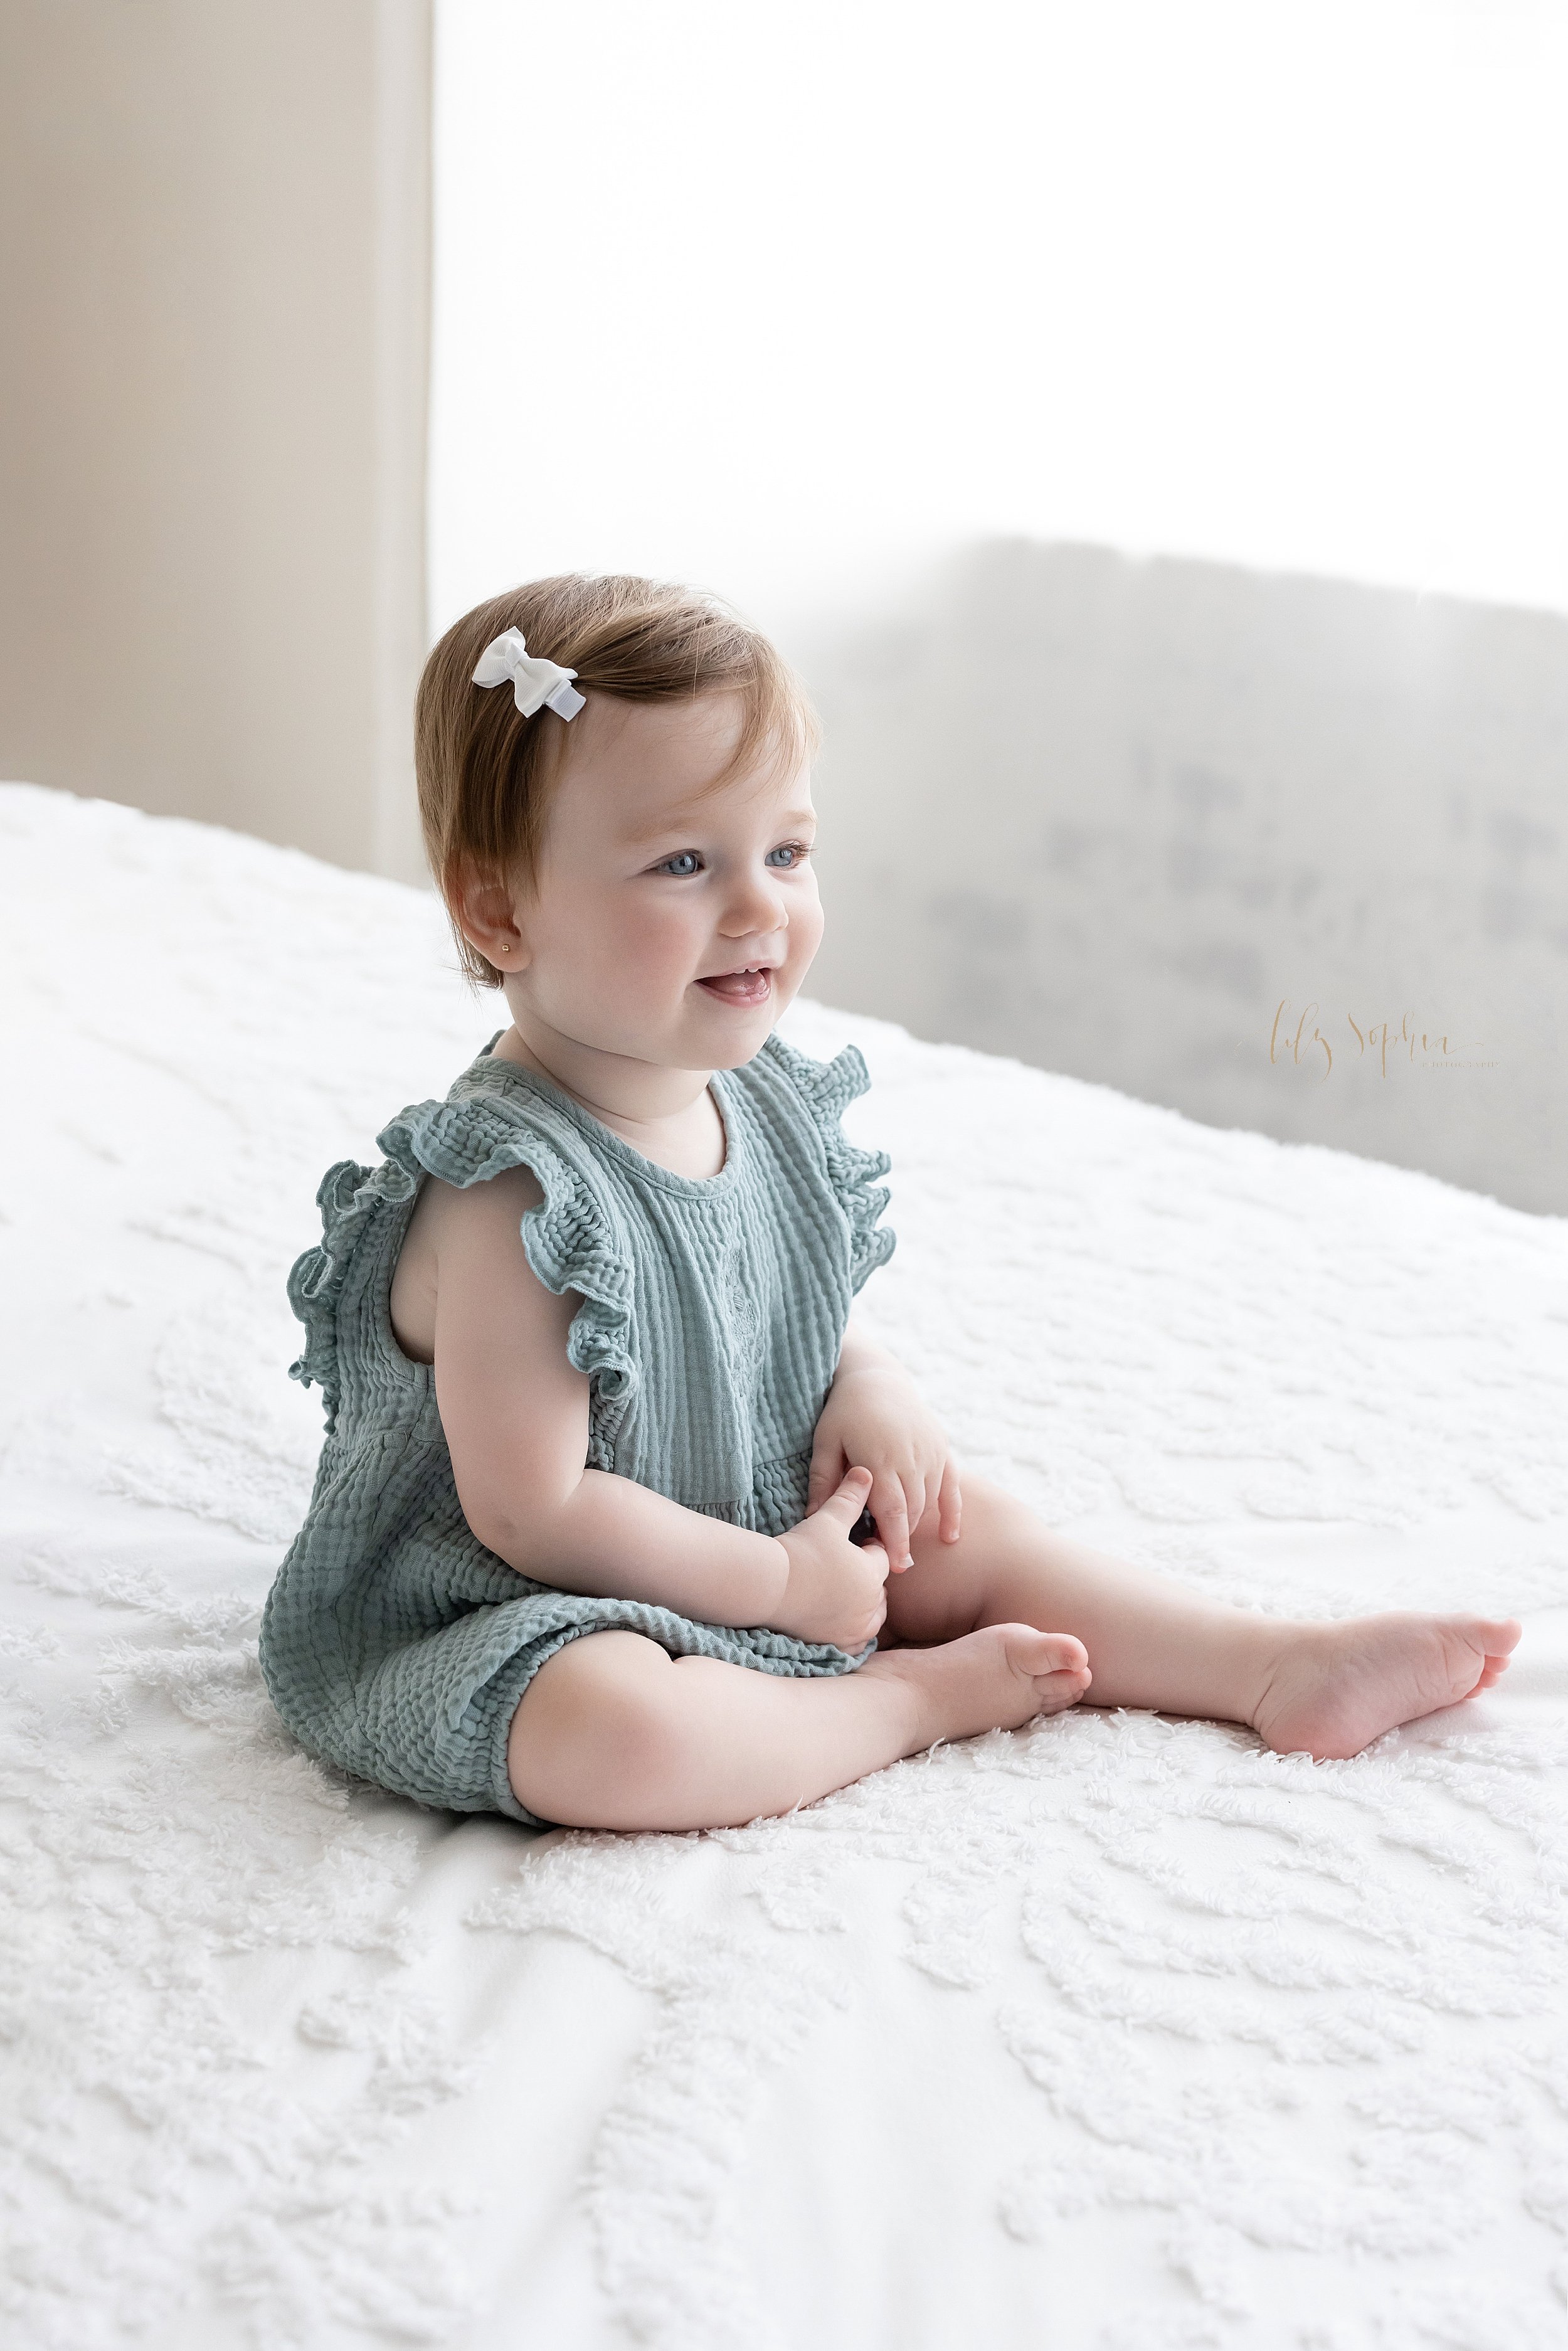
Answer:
431 0 1568 637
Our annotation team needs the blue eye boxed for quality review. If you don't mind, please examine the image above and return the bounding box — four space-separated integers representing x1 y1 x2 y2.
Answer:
657 851 702 877
766 841 812 868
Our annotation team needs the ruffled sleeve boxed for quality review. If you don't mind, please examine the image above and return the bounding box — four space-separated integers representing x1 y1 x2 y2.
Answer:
287 1078 639 1460
765 1036 896 1293
287 1158 388 1432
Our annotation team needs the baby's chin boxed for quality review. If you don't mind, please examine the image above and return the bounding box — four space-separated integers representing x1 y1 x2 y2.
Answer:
547 1007 778 1077
684 1015 780 1072
684 980 796 1065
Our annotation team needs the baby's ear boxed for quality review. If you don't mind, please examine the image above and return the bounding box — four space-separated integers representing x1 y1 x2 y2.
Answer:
451 861 531 975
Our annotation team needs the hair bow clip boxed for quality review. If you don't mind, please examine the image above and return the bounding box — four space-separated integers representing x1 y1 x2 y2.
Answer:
470 628 586 721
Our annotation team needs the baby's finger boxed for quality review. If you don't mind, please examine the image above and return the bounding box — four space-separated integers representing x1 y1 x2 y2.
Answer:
818 1464 874 1530
938 1459 963 1544
871 1472 912 1572
902 1472 928 1545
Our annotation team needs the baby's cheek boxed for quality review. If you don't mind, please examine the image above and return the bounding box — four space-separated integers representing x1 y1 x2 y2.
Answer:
792 891 825 966
620 906 702 992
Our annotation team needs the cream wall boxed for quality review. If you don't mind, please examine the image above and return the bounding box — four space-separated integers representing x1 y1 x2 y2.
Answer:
0 0 432 883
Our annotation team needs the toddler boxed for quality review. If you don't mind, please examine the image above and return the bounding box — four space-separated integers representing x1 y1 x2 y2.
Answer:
259 575 1520 1831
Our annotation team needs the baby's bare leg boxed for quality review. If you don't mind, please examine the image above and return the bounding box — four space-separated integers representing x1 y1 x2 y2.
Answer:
507 1623 1091 1832
882 1474 1521 1759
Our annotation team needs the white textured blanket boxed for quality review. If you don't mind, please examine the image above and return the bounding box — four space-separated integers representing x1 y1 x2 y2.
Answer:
3 782 1567 2351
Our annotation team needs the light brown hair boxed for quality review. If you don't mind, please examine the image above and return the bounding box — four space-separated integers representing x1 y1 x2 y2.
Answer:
415 573 818 987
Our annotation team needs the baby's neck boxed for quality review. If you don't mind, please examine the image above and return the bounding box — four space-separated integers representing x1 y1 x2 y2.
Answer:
490 1022 727 1179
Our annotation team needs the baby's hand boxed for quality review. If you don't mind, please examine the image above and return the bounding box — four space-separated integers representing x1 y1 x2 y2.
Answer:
771 1467 891 1651
808 1361 961 1573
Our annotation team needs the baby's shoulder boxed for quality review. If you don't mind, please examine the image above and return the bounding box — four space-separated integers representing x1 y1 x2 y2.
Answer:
415 1153 544 1223
389 1160 546 1367
398 1152 544 1270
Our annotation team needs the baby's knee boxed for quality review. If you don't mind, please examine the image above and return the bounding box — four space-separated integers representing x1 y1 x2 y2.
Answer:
506 1631 693 1827
950 1471 1041 1550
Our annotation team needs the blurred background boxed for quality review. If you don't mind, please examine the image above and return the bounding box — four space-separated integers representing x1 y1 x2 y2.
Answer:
3 0 1565 1208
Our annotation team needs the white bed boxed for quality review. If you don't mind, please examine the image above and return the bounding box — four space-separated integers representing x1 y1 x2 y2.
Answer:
4 780 1567 2351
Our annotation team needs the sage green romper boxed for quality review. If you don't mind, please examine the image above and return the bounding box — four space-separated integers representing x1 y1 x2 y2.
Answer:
258 1032 895 1827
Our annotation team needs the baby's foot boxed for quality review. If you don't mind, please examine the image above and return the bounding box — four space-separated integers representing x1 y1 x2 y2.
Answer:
873 1623 1091 1745
1252 1612 1522 1761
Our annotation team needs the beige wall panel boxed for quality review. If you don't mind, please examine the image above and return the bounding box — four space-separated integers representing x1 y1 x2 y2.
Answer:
0 0 430 879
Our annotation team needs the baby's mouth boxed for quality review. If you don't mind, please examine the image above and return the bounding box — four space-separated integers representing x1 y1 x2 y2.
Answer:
696 965 775 1008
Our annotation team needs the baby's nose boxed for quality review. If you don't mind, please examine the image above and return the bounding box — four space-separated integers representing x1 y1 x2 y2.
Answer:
721 875 788 935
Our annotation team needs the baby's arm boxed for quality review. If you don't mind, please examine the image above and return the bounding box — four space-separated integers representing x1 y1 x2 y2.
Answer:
415 1168 889 1650
808 1314 963 1571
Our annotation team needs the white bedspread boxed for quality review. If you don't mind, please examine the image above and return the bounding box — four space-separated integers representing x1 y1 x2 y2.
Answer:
4 782 1567 2351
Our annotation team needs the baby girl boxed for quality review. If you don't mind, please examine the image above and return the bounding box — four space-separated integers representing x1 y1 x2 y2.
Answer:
259 575 1520 1831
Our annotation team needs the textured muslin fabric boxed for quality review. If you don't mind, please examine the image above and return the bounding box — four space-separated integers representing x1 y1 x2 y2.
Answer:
258 1032 896 1827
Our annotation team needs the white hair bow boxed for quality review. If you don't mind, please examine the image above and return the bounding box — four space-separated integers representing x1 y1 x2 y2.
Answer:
470 628 586 720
